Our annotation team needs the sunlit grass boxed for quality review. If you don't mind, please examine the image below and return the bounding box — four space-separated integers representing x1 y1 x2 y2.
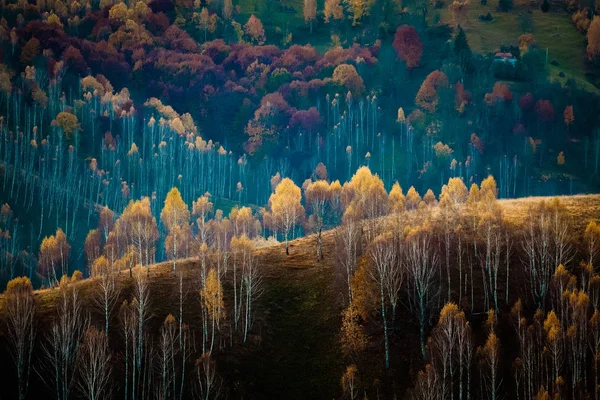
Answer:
434 3 596 91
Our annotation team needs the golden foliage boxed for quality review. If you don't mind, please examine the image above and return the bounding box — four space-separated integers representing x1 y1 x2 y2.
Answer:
340 304 368 357
388 181 405 214
55 111 80 138
332 64 365 97
405 186 421 210
324 0 344 22
201 268 225 318
160 187 190 232
588 16 600 61
342 166 387 221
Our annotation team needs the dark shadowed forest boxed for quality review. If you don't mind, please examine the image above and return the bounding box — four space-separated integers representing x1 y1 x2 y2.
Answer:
0 0 600 396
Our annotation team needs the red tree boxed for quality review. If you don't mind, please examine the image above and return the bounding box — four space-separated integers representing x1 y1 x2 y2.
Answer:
415 70 448 112
484 82 513 104
535 99 555 122
518 92 534 111
393 25 423 69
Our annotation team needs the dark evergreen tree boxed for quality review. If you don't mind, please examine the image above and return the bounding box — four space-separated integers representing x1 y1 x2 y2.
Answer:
454 26 472 73
498 0 513 11
541 0 550 12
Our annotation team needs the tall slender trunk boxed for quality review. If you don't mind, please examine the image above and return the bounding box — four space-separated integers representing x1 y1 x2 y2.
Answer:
380 281 389 368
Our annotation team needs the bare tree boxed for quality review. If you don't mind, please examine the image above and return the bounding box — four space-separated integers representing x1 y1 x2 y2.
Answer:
368 231 402 369
406 226 440 359
179 323 192 400
194 353 223 400
158 315 178 400
411 364 443 400
76 327 112 400
547 198 574 269
431 303 459 400
522 204 553 309
242 249 262 343
91 255 120 334
39 283 89 400
590 309 600 400
336 219 362 304
456 315 473 400
133 267 151 398
523 200 574 309
4 277 36 400
119 300 135 400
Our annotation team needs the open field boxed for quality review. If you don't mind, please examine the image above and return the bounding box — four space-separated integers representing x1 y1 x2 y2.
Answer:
435 2 598 91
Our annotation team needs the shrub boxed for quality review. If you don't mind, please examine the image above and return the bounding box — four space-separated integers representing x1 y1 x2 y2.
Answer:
541 0 550 12
479 12 494 21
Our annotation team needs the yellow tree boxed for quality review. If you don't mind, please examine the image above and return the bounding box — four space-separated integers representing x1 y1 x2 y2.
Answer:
230 206 259 238
304 0 317 33
116 197 159 271
55 111 80 141
196 7 218 41
478 329 501 400
544 310 562 392
161 188 191 273
267 178 305 255
244 15 266 44
431 303 466 399
305 180 332 260
193 192 213 244
223 0 232 19
388 181 406 214
345 0 375 25
54 228 70 278
341 166 388 242
340 304 368 358
38 228 70 285
324 0 344 22
38 234 58 286
84 228 102 269
340 364 360 400
231 234 253 329
585 220 600 267
332 64 365 97
405 186 422 210
200 268 225 354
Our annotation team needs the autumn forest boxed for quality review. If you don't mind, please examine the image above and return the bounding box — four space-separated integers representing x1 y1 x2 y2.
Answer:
1 0 600 396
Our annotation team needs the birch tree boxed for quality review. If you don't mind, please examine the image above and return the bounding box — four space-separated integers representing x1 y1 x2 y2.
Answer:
368 231 402 368
161 187 191 274
305 180 332 260
91 255 120 334
5 277 36 400
39 282 89 400
266 178 304 255
76 328 112 400
406 225 440 359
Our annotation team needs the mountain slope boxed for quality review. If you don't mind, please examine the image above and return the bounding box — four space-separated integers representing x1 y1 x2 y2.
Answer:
5 194 600 398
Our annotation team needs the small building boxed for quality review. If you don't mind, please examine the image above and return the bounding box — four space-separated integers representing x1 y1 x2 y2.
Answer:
493 52 517 66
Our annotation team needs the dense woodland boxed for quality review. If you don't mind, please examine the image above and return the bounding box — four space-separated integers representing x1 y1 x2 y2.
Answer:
0 0 600 395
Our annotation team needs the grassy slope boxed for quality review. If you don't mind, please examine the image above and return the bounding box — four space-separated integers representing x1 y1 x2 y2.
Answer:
435 3 598 91
4 194 600 398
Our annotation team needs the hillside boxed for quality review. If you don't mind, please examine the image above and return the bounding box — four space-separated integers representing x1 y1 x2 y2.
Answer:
4 193 597 399
435 3 596 91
